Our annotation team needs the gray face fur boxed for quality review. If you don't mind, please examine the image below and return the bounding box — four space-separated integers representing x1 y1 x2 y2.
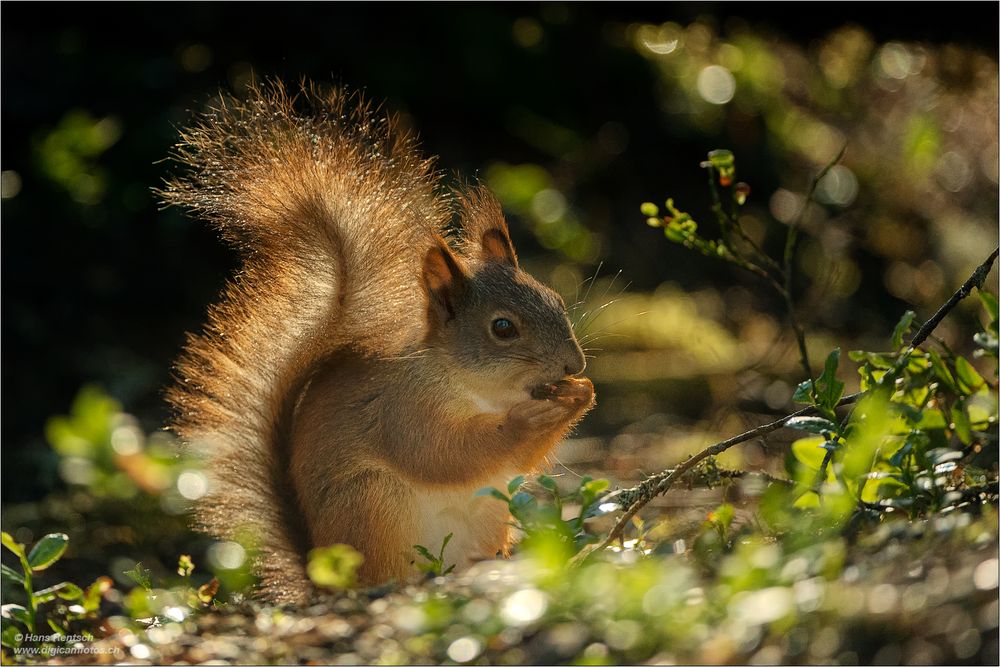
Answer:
447 262 586 395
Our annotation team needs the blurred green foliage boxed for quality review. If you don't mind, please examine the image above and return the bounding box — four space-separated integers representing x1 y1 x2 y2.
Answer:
43 385 197 510
34 111 121 205
0 5 997 664
479 474 612 568
2 5 997 505
308 544 365 592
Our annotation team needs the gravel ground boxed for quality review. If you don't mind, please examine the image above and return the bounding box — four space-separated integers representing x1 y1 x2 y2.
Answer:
36 522 999 667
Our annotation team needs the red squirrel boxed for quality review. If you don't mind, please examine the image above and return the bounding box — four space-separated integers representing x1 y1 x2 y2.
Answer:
161 80 595 603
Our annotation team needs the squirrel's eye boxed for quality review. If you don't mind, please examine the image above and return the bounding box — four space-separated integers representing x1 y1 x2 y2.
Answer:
491 317 518 340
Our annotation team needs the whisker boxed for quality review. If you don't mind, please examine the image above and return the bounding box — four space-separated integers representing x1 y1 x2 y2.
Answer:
572 261 604 325
599 269 624 303
573 276 632 337
580 332 630 346
549 454 586 480
574 294 633 338
577 311 649 346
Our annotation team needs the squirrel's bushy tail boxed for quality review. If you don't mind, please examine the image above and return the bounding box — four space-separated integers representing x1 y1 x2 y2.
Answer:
160 80 449 602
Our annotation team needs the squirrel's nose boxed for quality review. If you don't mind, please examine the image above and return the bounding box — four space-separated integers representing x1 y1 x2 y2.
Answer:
563 345 587 376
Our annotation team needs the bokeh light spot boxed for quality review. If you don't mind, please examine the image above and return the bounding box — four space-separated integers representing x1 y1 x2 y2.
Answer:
697 65 736 105
207 540 247 570
501 588 548 626
817 165 859 206
177 470 208 500
1 170 22 199
447 636 483 663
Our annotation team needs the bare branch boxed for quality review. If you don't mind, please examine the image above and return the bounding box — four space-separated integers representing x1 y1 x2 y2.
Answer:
783 144 847 394
907 246 998 351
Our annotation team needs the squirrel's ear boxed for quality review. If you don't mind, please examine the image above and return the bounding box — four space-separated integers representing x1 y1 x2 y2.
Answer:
459 185 519 268
479 227 518 268
422 239 469 324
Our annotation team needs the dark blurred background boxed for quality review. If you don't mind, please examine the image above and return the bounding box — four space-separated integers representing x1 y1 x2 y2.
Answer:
3 2 998 505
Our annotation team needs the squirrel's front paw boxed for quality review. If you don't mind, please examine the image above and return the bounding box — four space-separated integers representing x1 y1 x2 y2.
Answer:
530 377 595 404
510 378 595 432
507 398 575 432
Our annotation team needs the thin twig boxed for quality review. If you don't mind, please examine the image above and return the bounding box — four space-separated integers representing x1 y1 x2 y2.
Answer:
783 144 847 393
704 162 781 276
906 246 998 350
583 391 863 559
583 246 999 561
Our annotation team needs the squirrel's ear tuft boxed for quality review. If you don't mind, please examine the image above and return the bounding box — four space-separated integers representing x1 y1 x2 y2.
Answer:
458 186 518 268
479 228 518 268
422 239 469 324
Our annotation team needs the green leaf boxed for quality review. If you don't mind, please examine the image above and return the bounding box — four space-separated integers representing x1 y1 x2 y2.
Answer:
928 351 958 392
123 562 152 591
707 503 734 528
791 436 829 470
792 379 815 404
0 564 24 586
1 532 25 560
27 533 68 571
507 475 526 496
892 310 916 349
1 623 22 649
954 357 985 394
474 487 509 502
510 491 535 511
951 402 972 445
785 416 838 435
47 619 66 636
412 545 434 561
307 544 363 591
979 290 998 321
915 408 947 430
35 582 83 602
581 478 609 497
872 476 910 499
508 491 538 524
905 352 931 373
579 478 610 516
817 348 845 410
793 491 821 509
889 440 913 468
1 604 31 628
848 350 895 369
537 475 558 493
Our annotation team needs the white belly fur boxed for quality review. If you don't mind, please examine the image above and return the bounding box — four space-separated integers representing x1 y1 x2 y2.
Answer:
409 470 513 571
